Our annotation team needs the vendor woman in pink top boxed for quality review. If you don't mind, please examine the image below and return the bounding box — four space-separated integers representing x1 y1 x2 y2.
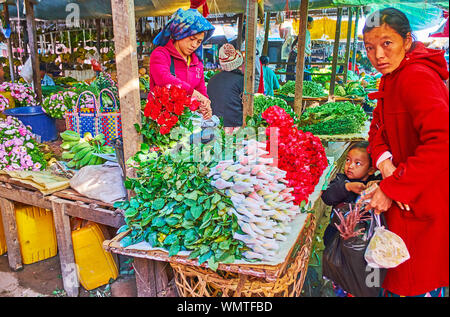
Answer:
149 8 215 119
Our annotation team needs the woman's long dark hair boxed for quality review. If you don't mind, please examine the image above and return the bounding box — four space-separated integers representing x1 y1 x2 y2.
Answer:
363 8 413 40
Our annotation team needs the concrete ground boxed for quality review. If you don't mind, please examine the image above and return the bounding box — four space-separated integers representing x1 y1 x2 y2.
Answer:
0 253 136 297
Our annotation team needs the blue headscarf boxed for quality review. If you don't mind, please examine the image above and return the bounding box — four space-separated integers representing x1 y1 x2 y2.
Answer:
153 8 215 60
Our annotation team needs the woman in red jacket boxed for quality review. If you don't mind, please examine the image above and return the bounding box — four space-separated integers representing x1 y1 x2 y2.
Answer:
363 8 449 297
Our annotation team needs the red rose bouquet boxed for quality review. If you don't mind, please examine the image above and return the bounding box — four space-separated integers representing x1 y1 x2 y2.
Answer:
138 85 201 151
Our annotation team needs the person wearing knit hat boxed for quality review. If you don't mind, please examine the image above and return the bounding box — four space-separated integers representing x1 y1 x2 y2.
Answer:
207 44 245 127
219 43 244 72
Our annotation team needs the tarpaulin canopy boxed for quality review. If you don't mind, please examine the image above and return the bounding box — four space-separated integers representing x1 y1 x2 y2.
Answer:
5 0 447 20
292 16 357 40
367 2 444 31
430 13 449 37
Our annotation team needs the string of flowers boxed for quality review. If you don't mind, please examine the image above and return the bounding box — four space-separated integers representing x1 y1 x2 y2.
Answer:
0 82 38 107
0 116 47 171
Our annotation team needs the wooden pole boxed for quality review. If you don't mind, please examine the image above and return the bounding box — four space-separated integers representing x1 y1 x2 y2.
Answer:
242 0 258 125
3 4 16 82
96 18 102 56
293 0 309 115
329 7 343 100
24 0 42 102
343 7 353 83
352 7 360 72
236 13 244 51
110 0 142 178
262 12 270 56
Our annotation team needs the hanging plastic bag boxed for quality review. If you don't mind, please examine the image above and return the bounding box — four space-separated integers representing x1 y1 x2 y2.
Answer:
19 57 33 84
322 203 387 297
365 214 410 269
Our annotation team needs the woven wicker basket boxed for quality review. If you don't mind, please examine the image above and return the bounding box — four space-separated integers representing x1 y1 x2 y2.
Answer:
171 214 317 297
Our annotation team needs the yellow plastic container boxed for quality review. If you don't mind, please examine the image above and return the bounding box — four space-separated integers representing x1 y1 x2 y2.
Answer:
0 211 7 256
15 203 58 264
71 222 118 290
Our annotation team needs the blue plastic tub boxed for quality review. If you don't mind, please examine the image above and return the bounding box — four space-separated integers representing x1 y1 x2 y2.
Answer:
3 106 57 142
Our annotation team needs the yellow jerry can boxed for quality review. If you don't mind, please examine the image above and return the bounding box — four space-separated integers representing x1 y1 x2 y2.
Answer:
71 222 118 291
0 211 7 256
15 203 58 264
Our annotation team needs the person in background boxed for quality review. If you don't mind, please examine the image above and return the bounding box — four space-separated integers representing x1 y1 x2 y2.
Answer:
286 16 314 81
149 8 215 119
207 44 244 128
304 16 314 81
280 27 294 82
259 56 280 96
321 141 382 297
363 8 449 297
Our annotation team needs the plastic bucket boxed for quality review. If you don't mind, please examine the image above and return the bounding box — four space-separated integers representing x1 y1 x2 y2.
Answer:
3 106 57 142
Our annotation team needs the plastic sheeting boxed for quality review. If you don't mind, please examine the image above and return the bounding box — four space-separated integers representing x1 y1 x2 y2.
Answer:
367 2 444 31
7 0 446 20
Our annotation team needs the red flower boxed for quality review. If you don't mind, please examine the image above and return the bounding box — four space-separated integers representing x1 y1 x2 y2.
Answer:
189 99 200 111
159 125 171 135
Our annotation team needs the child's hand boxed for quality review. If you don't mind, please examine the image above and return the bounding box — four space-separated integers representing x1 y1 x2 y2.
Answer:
366 180 381 189
345 182 366 194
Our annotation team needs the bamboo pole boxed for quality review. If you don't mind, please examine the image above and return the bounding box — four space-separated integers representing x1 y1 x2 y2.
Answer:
24 0 42 102
242 0 258 125
329 7 343 100
343 7 353 83
352 7 360 72
293 0 309 115
110 0 142 179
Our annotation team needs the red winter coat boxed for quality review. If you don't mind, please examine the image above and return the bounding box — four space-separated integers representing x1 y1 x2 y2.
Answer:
149 39 208 97
368 42 449 296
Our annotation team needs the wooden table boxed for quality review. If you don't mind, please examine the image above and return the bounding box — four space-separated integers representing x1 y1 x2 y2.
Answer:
0 175 125 297
103 152 342 297
104 212 317 297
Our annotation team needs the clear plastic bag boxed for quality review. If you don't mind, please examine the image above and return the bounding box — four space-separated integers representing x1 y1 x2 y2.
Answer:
365 214 410 269
19 57 33 83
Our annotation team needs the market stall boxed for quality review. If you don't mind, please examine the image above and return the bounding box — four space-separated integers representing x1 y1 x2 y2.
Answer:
0 0 388 299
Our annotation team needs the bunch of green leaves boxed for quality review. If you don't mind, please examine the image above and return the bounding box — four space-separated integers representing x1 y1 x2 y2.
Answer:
303 81 327 97
311 66 332 85
114 149 248 271
278 80 296 96
345 81 367 97
298 101 368 135
278 80 326 97
253 94 298 121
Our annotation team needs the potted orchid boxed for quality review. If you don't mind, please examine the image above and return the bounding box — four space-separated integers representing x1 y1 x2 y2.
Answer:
0 82 38 107
0 116 47 171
